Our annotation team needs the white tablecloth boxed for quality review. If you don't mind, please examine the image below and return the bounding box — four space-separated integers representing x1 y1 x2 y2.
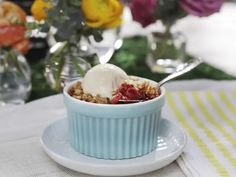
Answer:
1 80 236 177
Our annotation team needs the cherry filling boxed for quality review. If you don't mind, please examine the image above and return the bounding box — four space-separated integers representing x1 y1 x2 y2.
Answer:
111 83 155 104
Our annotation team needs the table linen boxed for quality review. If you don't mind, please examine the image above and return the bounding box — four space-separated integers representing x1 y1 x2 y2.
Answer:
166 90 236 177
1 80 236 177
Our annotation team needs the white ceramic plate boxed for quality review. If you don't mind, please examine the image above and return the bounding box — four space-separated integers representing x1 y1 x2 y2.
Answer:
41 118 187 176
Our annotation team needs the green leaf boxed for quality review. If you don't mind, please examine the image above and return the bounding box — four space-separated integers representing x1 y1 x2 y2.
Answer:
68 0 81 6
156 0 187 26
40 22 50 33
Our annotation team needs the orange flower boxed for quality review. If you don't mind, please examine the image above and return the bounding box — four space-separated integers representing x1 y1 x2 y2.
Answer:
31 0 50 21
0 1 26 25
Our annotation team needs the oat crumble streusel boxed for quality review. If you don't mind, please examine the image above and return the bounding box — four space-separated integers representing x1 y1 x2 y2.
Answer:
68 78 160 104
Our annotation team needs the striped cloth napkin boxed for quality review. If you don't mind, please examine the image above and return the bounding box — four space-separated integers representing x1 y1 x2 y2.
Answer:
165 90 236 177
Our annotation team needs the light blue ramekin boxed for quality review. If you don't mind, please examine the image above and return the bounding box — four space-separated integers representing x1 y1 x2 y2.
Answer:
63 78 165 159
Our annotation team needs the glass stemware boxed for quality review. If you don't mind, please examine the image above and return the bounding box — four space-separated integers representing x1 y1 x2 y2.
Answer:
146 31 187 74
44 42 91 92
0 50 31 106
90 28 122 64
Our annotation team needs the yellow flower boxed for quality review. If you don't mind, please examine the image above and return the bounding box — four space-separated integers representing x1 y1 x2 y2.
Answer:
31 0 50 21
81 0 123 28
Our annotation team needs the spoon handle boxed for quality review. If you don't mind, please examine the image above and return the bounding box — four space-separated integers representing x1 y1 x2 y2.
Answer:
158 58 202 87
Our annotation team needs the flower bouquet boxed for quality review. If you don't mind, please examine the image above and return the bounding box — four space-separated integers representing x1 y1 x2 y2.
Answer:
30 0 124 91
129 0 224 73
0 2 30 54
0 1 31 106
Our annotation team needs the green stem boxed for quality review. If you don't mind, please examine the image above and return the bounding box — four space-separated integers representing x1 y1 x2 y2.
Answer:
54 41 69 56
1 49 25 77
0 49 8 72
164 23 173 38
71 56 85 76
67 42 85 76
8 50 25 77
54 56 65 91
52 42 68 91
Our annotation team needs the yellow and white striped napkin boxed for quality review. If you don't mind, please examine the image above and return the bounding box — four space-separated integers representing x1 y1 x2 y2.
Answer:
165 90 236 177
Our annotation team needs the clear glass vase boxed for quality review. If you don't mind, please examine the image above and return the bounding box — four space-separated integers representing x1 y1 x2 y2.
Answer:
146 30 187 74
44 42 92 92
0 49 32 106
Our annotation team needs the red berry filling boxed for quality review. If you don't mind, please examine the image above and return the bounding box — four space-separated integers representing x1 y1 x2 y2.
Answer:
111 83 154 104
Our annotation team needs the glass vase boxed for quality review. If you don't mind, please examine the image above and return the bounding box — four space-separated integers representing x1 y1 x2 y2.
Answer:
146 30 187 74
0 49 32 106
44 42 92 92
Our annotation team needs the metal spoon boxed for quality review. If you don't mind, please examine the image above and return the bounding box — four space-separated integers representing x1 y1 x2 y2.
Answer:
118 58 203 103
158 57 202 87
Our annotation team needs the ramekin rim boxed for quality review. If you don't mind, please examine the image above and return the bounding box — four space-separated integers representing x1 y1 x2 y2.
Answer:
63 78 165 108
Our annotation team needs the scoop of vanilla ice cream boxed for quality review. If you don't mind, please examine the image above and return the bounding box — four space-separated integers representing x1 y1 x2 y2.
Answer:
82 64 128 98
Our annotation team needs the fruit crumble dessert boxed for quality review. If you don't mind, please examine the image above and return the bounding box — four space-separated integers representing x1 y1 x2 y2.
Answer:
68 64 160 104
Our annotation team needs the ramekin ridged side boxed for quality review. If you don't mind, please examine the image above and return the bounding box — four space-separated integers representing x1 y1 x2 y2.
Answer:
64 79 165 159
67 109 162 159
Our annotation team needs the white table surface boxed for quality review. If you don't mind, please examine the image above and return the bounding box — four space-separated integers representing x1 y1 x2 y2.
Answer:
1 80 236 177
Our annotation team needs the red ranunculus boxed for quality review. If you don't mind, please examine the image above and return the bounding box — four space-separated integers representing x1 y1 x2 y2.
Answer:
179 0 224 17
129 0 157 27
0 2 29 54
0 25 29 54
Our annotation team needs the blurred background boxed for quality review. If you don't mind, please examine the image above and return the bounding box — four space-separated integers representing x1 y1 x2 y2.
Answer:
1 0 236 104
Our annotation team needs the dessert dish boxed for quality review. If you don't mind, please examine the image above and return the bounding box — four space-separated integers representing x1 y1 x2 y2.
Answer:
68 64 160 104
63 64 165 159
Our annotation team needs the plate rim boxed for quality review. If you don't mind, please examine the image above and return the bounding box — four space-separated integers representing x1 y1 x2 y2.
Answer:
40 118 187 176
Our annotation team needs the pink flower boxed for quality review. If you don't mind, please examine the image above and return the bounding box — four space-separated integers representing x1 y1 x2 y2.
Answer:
129 0 157 27
179 0 224 17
